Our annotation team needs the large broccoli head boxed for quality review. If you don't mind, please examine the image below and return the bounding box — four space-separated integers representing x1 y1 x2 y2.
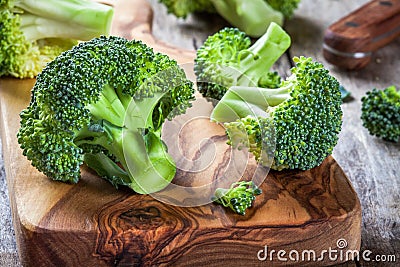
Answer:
211 57 343 171
17 36 194 193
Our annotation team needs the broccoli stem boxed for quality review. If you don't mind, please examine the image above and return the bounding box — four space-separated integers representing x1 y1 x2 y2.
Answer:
210 0 284 38
211 85 291 123
122 130 176 193
87 125 175 194
84 152 131 187
76 84 176 194
16 0 113 41
87 84 128 128
229 22 290 88
238 23 291 87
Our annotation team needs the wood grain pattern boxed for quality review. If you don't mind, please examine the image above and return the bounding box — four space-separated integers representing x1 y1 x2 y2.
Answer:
0 0 362 266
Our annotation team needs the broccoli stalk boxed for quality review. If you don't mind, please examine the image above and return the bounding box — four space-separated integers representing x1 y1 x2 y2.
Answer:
210 56 343 171
0 0 114 78
194 22 291 100
12 0 112 41
17 36 195 194
361 86 400 142
158 0 300 37
210 0 283 38
212 181 262 215
72 84 177 193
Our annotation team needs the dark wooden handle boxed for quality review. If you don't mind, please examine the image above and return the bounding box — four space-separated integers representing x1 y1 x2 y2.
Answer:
323 0 400 70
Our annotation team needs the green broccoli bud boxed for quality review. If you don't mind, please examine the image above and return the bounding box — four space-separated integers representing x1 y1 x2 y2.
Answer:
259 71 282 89
17 36 195 194
212 181 262 215
361 86 400 142
194 23 291 101
211 56 343 171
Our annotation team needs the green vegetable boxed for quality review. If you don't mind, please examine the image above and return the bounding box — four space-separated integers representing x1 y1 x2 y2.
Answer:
210 0 284 38
339 85 352 102
212 181 262 215
361 86 400 142
158 0 300 37
158 0 215 18
194 23 291 101
210 56 343 171
0 0 114 78
17 36 195 194
265 0 301 19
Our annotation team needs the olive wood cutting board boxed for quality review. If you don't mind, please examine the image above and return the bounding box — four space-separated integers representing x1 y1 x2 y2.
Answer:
0 0 361 266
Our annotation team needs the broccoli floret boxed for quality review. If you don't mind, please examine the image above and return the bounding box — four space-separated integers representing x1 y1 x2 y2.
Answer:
210 56 343 171
158 0 215 18
212 181 262 215
0 0 114 78
194 23 291 101
17 36 195 194
361 86 400 142
158 0 300 37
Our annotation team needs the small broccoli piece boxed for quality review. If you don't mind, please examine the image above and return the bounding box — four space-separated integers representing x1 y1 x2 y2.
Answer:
212 181 262 215
361 86 400 142
211 56 343 171
17 36 195 194
158 0 215 18
0 0 114 78
158 0 300 37
339 85 352 101
194 23 291 100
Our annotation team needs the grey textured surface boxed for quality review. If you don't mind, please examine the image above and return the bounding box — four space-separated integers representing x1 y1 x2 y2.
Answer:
0 139 21 267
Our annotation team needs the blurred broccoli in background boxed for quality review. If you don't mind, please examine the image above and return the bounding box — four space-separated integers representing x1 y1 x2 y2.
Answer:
158 0 300 37
0 0 114 78
157 0 215 18
265 0 300 18
361 86 400 142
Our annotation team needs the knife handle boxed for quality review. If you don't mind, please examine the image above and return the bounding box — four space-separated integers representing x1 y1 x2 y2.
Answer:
323 0 400 70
